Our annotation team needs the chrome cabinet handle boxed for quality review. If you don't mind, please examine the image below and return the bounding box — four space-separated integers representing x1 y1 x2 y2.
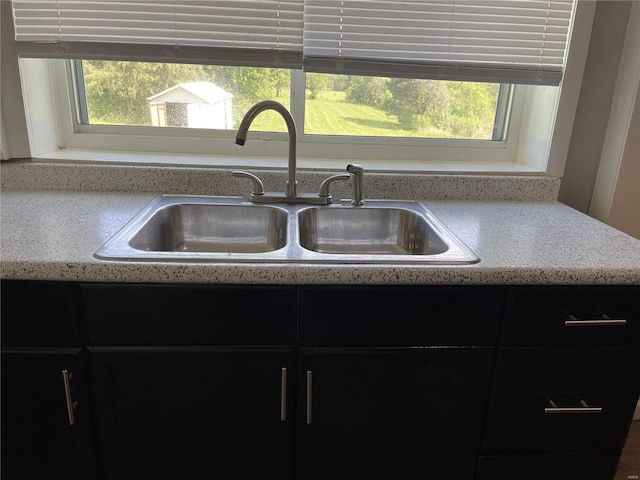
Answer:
545 407 603 414
565 313 627 326
306 370 313 425
545 397 603 414
62 370 77 426
280 367 287 422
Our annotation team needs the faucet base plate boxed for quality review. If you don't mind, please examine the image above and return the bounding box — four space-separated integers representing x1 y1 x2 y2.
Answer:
250 192 334 205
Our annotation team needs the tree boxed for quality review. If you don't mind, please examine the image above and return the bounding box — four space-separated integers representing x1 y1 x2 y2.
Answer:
203 65 290 121
83 61 207 125
273 69 290 97
345 76 390 108
306 73 331 99
386 79 450 132
447 82 500 138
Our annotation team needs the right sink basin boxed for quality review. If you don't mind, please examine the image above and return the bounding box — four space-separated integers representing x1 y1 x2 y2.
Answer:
298 206 448 255
295 201 479 264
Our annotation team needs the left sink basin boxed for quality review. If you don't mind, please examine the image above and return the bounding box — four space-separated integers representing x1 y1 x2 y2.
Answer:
130 203 288 253
95 195 289 261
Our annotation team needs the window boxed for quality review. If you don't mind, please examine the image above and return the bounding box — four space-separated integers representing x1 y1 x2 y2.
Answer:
77 61 293 132
10 0 593 173
75 60 505 140
303 74 506 141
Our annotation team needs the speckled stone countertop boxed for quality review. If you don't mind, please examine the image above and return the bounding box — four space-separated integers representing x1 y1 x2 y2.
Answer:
2 161 640 285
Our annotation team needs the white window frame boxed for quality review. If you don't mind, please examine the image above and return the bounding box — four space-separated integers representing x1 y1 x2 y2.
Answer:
14 1 596 175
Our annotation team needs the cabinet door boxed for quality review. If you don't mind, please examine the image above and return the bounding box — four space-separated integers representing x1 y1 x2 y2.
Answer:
1 349 96 480
297 348 493 480
90 347 294 480
482 347 640 453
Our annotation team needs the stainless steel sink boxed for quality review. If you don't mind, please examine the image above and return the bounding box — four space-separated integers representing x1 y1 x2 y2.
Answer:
298 206 448 255
95 195 479 264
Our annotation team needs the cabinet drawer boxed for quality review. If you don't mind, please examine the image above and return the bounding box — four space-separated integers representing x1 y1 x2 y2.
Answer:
482 347 640 454
502 286 640 346
300 286 505 346
476 451 620 480
1 280 80 347
81 284 297 345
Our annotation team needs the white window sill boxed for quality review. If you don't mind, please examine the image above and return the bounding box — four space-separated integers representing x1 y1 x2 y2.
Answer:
36 149 543 175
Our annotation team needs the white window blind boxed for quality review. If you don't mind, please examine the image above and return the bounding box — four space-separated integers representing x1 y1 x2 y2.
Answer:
12 0 304 68
303 0 576 85
12 0 577 83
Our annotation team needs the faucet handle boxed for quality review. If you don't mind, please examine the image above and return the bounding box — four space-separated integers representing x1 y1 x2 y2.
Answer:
232 170 265 196
319 174 351 200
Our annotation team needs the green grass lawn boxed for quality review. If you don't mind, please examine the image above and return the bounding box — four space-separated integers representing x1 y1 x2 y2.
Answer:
249 91 446 138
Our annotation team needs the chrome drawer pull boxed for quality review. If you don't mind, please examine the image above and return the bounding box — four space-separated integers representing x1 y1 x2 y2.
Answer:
565 314 627 326
306 370 313 425
545 397 602 414
62 370 77 426
280 367 287 422
545 407 603 414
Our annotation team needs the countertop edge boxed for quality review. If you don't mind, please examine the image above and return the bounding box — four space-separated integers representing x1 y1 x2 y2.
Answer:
2 261 639 285
2 187 640 286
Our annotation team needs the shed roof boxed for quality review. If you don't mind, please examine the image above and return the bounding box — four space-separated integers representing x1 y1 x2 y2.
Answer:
147 81 233 104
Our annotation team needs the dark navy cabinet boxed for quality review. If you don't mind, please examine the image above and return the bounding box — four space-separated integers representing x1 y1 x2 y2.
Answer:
1 281 638 480
90 347 295 480
80 283 298 480
296 285 502 479
478 286 640 480
1 280 96 480
296 347 493 479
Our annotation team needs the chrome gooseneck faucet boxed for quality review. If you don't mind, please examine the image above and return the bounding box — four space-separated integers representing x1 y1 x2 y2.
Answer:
235 100 298 197
233 101 364 205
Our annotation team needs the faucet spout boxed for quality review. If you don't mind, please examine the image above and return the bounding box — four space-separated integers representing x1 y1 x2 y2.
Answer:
236 101 298 197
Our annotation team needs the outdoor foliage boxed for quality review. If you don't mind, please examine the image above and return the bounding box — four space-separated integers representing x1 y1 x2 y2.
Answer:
83 61 290 126
345 75 499 138
83 61 206 125
204 65 290 119
82 61 500 139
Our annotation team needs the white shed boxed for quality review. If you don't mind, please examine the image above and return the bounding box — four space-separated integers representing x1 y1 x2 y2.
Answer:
147 81 234 129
